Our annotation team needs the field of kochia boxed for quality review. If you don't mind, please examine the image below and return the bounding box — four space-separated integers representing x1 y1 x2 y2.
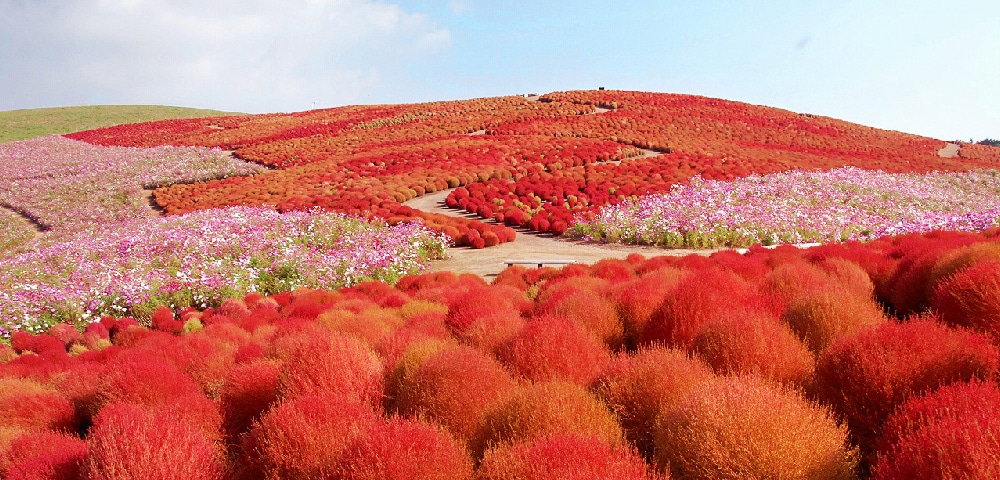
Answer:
2 89 1000 479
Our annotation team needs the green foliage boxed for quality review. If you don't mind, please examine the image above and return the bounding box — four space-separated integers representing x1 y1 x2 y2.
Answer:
0 105 239 143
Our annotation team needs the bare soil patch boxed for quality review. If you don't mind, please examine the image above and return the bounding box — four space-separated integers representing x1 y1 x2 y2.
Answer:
938 143 961 158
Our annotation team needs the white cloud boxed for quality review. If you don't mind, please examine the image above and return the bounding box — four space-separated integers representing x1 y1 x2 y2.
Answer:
0 0 451 112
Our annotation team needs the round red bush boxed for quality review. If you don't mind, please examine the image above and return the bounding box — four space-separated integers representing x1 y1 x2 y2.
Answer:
2 430 87 480
814 317 1000 455
498 315 610 386
244 394 380 479
872 380 1000 480
337 416 473 480
85 402 225 480
931 260 1000 342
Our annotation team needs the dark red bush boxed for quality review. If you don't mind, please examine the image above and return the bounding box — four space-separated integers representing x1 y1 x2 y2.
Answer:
814 316 1000 455
872 380 1000 479
932 260 1000 342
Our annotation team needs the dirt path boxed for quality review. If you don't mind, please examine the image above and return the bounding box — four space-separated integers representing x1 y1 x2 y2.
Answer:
405 189 718 278
938 143 961 158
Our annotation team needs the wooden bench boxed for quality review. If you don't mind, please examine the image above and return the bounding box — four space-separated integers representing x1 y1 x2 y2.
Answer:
504 259 577 269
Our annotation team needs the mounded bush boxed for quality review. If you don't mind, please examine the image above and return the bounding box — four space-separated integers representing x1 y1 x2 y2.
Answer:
0 378 77 433
592 346 715 458
932 260 1000 342
394 345 517 443
269 325 384 405
872 380 1000 479
1 430 87 480
85 402 226 480
782 286 888 353
643 268 777 349
691 310 815 387
473 381 624 459
536 285 624 349
337 416 473 480
477 433 655 480
653 375 857 480
498 315 610 385
607 268 686 347
244 394 380 479
446 285 528 353
814 317 1000 455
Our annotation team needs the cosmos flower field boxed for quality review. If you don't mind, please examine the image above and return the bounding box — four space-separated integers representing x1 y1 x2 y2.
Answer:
2 90 1000 479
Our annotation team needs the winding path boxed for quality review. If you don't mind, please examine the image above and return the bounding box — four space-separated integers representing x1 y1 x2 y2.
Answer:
405 189 717 278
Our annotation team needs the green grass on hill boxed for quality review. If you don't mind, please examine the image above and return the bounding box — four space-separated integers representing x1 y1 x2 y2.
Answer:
0 105 240 143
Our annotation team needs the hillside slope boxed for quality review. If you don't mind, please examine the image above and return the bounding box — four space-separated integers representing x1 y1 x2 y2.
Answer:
0 105 239 142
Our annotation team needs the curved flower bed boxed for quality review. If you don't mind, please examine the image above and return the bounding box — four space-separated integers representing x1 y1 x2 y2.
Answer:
0 207 448 334
573 167 1000 247
0 136 265 239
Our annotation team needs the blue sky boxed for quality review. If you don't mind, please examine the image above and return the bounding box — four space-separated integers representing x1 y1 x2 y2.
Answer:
1 0 997 140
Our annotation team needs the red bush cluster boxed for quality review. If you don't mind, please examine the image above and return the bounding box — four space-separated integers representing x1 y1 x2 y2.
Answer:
5 229 1000 477
64 90 1000 241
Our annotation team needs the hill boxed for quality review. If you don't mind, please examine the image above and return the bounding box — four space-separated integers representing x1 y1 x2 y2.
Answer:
65 90 1000 248
0 105 239 143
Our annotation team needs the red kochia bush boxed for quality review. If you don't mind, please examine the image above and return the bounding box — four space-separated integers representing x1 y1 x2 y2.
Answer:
95 350 204 409
932 260 1000 341
0 386 77 433
394 345 517 443
691 310 815 387
85 402 225 480
654 375 857 480
814 317 1000 455
219 359 282 441
643 268 776 349
445 285 528 353
498 315 610 386
592 346 715 458
536 284 624 349
473 381 624 459
244 394 380 479
1 430 87 480
336 417 473 480
872 380 1000 480
607 268 686 347
477 433 655 480
269 326 384 405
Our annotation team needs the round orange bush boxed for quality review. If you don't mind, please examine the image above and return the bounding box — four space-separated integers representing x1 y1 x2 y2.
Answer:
394 345 517 443
872 380 1000 480
337 416 473 480
536 286 624 349
473 381 624 459
477 433 656 480
592 346 714 458
814 316 1000 455
691 310 815 387
654 375 857 480
782 286 888 353
498 315 610 385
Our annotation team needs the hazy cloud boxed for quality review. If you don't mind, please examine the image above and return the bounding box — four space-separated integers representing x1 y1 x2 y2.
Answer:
0 0 451 112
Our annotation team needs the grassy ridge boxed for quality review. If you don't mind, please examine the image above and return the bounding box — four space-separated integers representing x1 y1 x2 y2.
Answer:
0 105 239 142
